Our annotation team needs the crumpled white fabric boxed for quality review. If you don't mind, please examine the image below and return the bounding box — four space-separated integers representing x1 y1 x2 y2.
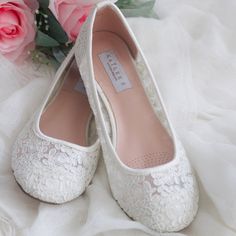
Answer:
0 0 236 235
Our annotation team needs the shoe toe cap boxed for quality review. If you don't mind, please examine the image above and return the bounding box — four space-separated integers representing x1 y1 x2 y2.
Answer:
145 181 199 232
11 126 99 204
12 151 98 203
13 161 84 203
117 175 199 232
108 150 199 232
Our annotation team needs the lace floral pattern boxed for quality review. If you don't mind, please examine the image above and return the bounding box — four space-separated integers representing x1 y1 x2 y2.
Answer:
12 120 100 203
135 53 171 134
103 140 199 232
76 3 199 232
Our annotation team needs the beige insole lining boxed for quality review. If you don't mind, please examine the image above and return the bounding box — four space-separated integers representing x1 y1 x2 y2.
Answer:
40 60 91 146
93 31 174 168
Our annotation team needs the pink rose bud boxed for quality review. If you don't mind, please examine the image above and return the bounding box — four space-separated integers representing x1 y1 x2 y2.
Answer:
49 0 117 42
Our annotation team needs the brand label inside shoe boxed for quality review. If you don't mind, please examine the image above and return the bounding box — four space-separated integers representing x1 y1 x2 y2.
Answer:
74 79 87 95
99 50 132 92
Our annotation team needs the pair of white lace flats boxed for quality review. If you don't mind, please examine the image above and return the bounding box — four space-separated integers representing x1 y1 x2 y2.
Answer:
12 1 199 232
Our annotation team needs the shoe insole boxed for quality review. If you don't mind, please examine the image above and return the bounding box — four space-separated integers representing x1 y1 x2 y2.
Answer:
40 60 91 146
93 32 174 169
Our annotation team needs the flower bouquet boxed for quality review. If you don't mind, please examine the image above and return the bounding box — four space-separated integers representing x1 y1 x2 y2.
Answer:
0 0 156 66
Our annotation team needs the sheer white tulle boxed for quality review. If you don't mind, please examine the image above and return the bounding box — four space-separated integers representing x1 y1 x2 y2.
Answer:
0 0 236 235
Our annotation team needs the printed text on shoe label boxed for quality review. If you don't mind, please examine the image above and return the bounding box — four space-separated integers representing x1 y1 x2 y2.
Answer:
99 50 132 93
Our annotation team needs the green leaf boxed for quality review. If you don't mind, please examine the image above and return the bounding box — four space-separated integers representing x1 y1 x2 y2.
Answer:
38 0 49 9
36 30 60 47
116 0 133 8
116 0 158 18
45 9 69 44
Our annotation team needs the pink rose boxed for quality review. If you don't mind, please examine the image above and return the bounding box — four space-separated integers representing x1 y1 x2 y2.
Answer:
49 0 117 42
0 0 36 62
49 0 91 42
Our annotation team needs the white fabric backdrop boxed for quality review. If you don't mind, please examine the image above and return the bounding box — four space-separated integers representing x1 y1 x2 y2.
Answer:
1 0 236 235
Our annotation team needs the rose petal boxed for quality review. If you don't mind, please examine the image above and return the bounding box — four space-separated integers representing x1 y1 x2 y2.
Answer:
62 7 85 35
0 9 20 25
58 3 78 25
23 0 39 11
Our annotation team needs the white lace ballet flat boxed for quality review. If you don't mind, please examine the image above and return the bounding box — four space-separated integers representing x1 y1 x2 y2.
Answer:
75 1 199 232
12 48 100 204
